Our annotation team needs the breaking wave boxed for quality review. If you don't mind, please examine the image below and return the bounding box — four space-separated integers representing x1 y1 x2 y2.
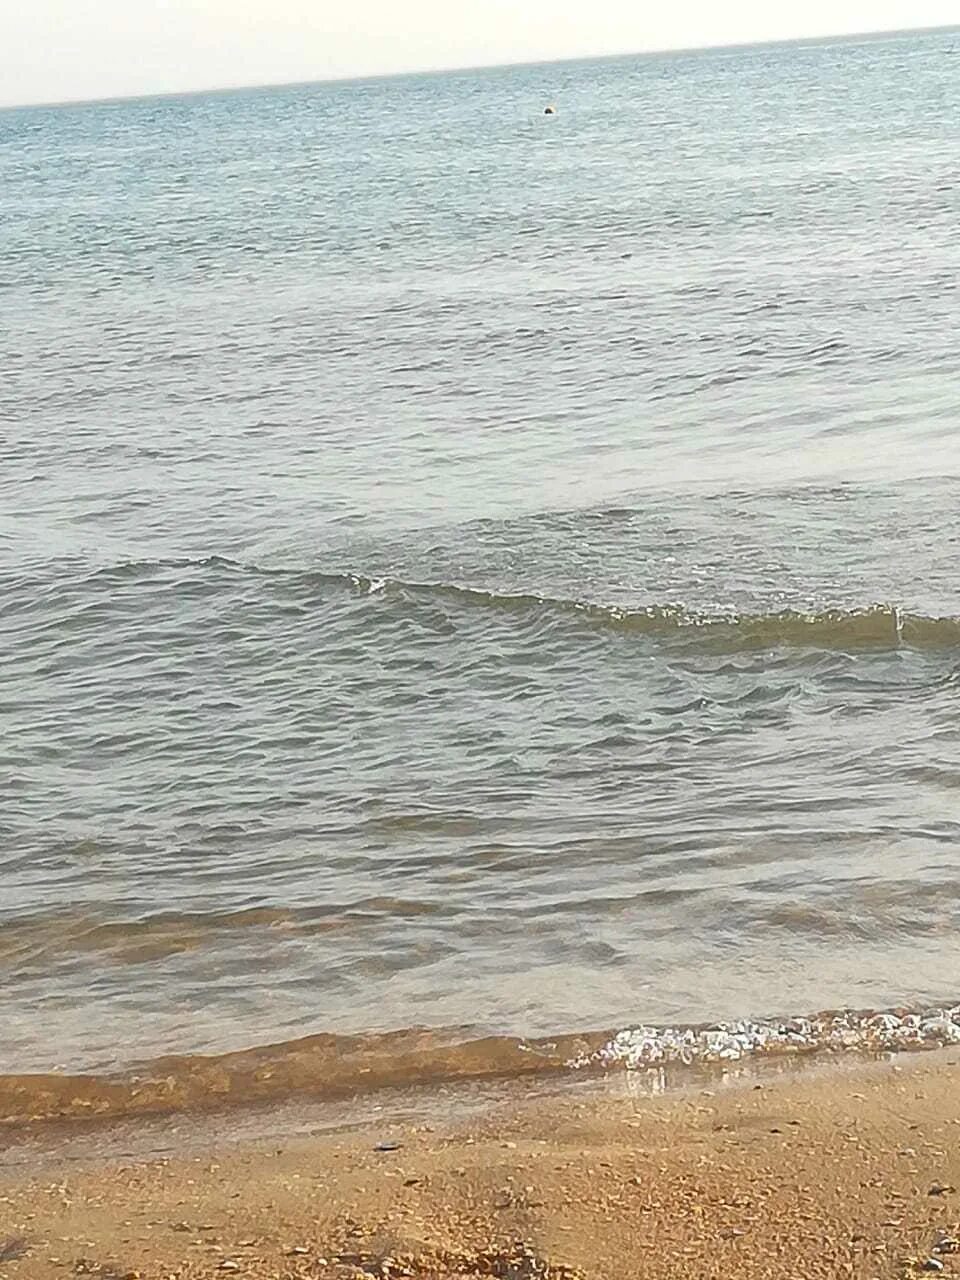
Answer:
5 1003 960 1129
82 555 960 652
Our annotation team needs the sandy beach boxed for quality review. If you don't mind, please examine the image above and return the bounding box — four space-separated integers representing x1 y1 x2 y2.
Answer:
3 1053 960 1279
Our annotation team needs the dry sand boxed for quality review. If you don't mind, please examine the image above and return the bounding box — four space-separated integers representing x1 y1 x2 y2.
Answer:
3 1053 960 1279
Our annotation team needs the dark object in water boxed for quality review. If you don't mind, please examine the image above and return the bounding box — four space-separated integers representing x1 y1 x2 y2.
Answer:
544 104 557 115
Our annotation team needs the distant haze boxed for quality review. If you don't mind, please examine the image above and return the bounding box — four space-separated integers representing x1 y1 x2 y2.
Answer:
2 1 959 108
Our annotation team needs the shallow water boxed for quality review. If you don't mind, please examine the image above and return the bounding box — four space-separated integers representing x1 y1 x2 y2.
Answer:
3 26 960 1080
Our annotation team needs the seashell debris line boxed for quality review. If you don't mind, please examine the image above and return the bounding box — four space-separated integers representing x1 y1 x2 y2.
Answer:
570 1007 960 1071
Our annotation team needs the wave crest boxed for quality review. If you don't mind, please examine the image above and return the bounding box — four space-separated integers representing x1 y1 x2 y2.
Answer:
6 1003 960 1128
112 557 960 652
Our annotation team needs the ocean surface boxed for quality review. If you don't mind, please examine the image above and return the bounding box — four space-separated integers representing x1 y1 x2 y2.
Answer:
3 27 960 1103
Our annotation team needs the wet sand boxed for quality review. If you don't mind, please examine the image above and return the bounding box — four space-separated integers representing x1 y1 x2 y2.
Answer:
3 1054 960 1279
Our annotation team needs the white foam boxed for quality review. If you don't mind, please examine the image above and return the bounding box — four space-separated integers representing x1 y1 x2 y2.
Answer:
570 1007 960 1071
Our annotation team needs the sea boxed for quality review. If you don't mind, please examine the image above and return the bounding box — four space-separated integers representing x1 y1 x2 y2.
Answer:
3 25 960 1115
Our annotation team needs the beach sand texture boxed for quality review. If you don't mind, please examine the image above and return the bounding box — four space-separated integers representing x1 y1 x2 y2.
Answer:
4 1055 960 1279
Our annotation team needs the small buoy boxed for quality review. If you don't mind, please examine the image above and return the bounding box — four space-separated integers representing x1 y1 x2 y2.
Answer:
544 104 556 115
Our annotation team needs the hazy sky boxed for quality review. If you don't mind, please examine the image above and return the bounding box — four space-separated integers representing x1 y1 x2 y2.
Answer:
3 1 958 108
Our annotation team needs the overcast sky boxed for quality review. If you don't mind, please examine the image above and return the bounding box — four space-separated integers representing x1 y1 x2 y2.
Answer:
3 1 958 108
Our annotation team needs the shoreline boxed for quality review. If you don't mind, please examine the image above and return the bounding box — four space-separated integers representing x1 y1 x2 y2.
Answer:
4 1001 960 1130
3 1051 960 1278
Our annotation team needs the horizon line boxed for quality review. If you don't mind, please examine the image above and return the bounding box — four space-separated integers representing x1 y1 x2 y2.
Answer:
2 21 957 113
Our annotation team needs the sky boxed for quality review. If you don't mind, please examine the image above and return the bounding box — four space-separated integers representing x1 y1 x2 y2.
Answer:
2 1 959 108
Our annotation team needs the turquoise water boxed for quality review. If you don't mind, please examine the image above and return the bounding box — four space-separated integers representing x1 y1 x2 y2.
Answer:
3 27 960 1077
